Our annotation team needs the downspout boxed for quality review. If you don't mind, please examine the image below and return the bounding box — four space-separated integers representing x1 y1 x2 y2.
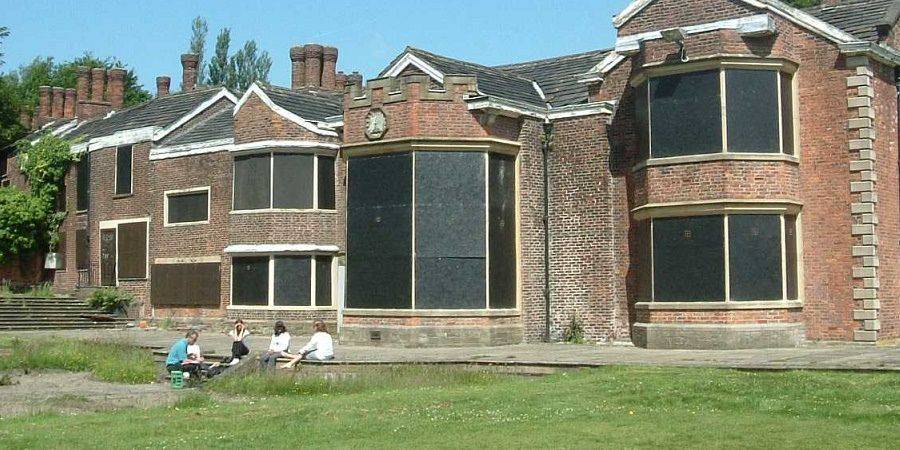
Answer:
541 120 553 342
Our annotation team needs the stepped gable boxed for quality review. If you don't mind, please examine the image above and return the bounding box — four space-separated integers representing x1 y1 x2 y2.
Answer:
495 48 611 107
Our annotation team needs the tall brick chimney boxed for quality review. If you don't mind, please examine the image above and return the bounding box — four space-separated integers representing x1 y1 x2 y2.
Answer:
335 71 348 90
305 44 323 88
107 68 125 109
91 68 106 102
322 46 338 90
156 76 171 98
347 72 363 91
51 87 65 119
181 53 199 92
64 89 76 118
38 86 51 123
76 66 90 117
290 45 306 90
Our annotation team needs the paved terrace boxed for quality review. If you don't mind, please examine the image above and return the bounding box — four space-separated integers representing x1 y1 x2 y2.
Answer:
1 329 897 371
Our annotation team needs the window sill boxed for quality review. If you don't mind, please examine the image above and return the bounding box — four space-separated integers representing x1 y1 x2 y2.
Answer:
112 193 134 199
635 300 802 310
76 209 88 215
344 308 521 317
117 277 148 282
230 208 338 215
164 221 210 228
632 153 799 172
227 305 336 311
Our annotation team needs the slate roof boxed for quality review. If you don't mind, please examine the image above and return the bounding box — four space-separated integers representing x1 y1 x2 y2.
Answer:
166 108 233 146
382 47 547 107
64 88 225 142
495 49 611 108
259 84 343 122
805 0 900 42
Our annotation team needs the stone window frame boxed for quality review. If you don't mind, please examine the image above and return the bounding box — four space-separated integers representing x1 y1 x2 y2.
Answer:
342 137 523 315
163 186 211 227
230 148 336 214
227 252 337 311
114 145 133 196
98 217 150 285
631 57 800 170
633 200 804 310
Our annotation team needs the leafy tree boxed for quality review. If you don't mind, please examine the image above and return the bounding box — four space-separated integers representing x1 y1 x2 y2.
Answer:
0 186 48 263
0 26 9 67
189 16 208 88
207 28 231 87
0 75 26 149
228 40 272 91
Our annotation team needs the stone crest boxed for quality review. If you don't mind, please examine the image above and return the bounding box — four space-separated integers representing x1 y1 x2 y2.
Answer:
365 108 388 140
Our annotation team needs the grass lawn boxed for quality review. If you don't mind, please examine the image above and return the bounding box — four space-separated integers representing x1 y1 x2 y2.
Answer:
0 337 156 384
0 366 897 449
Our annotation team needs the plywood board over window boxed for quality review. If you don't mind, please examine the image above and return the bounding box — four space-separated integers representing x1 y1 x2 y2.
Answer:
165 187 209 226
151 262 220 307
117 222 147 279
273 154 313 209
233 154 271 210
76 153 90 211
115 145 133 195
317 156 336 210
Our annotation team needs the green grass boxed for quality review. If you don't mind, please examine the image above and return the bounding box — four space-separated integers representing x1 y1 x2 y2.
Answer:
0 366 897 449
0 282 56 298
0 337 156 384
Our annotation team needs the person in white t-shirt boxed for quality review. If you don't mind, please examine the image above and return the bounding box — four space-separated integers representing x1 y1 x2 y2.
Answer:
282 320 334 369
259 321 291 370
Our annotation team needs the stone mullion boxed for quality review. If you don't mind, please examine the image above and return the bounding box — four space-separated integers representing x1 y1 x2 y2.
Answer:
846 56 880 342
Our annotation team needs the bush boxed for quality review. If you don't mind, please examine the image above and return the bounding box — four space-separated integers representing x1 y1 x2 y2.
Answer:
88 287 133 313
563 315 585 344
0 338 156 384
0 187 48 263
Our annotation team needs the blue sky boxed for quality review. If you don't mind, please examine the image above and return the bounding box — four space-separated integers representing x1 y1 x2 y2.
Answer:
1 0 631 92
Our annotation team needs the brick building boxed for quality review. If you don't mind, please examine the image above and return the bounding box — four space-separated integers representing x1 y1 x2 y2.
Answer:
2 0 899 348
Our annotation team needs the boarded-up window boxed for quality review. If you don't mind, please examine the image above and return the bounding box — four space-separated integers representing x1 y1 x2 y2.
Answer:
117 222 147 279
115 145 132 195
315 255 332 306
726 70 779 153
785 216 799 300
57 232 66 270
233 154 270 210
76 153 90 211
488 153 516 309
634 83 650 160
653 216 725 302
650 70 721 158
232 257 268 306
317 156 336 210
76 229 90 270
780 72 794 155
728 215 782 301
167 190 208 224
151 263 221 307
273 153 313 209
273 256 311 306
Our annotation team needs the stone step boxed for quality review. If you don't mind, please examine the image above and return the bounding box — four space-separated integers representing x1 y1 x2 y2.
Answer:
0 323 122 330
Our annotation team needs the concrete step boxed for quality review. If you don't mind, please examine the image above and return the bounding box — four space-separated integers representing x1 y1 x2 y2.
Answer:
0 323 122 330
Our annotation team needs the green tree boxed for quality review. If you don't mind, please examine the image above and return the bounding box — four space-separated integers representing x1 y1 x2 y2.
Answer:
0 75 26 149
0 26 9 67
207 28 231 87
228 40 272 91
189 16 208 87
0 186 48 263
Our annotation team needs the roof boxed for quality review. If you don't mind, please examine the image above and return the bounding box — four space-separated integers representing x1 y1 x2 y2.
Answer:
258 84 343 123
495 49 611 107
804 0 899 42
166 108 233 146
383 47 547 107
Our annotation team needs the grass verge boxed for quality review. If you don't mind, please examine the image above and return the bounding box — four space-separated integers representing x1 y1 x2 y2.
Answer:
0 366 896 448
0 337 156 384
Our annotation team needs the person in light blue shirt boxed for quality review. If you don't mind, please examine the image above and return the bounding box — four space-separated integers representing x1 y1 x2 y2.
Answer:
166 330 199 375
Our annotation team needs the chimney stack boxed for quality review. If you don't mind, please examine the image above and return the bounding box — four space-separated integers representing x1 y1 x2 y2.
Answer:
51 87 65 119
38 86 51 123
322 46 338 90
90 68 106 102
181 53 199 92
76 66 90 117
156 76 171 98
19 112 32 130
107 68 125 109
347 72 363 91
335 71 348 90
290 45 306 90
304 44 323 88
64 89 76 118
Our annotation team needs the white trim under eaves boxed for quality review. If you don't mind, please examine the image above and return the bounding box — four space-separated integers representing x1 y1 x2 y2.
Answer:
80 126 159 153
233 83 339 137
579 52 627 83
839 42 900 67
465 96 615 120
547 102 617 120
615 14 778 54
613 0 858 46
152 88 238 141
383 52 446 84
230 140 340 153
149 138 234 161
224 244 340 254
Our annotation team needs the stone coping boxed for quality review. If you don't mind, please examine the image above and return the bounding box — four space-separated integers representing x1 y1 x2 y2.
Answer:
343 309 520 318
635 300 803 310
632 152 799 172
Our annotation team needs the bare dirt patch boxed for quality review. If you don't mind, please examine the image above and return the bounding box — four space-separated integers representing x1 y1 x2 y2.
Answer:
0 370 180 417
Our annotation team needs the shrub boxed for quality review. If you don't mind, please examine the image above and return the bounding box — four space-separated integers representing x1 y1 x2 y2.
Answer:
0 187 48 263
88 287 133 313
563 315 585 344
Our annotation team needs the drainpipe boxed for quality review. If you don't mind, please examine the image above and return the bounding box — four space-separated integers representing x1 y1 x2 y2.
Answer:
541 120 553 342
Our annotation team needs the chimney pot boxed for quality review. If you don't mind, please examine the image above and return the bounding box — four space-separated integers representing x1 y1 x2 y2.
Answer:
38 86 52 122
290 45 307 90
64 89 76 118
156 76 171 98
348 71 363 91
322 46 338 90
181 53 199 92
90 68 106 102
304 44 324 88
51 87 65 119
107 68 126 109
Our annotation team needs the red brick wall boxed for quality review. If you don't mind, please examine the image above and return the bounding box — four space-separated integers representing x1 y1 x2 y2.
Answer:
517 119 548 342
618 0 758 36
234 93 340 146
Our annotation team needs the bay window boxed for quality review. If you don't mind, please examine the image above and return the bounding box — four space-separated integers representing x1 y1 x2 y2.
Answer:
232 152 336 211
231 254 334 308
646 214 799 302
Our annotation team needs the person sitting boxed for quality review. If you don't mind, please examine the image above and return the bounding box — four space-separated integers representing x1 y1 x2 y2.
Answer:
166 330 202 378
259 320 291 370
227 319 251 366
282 320 334 369
185 340 222 378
